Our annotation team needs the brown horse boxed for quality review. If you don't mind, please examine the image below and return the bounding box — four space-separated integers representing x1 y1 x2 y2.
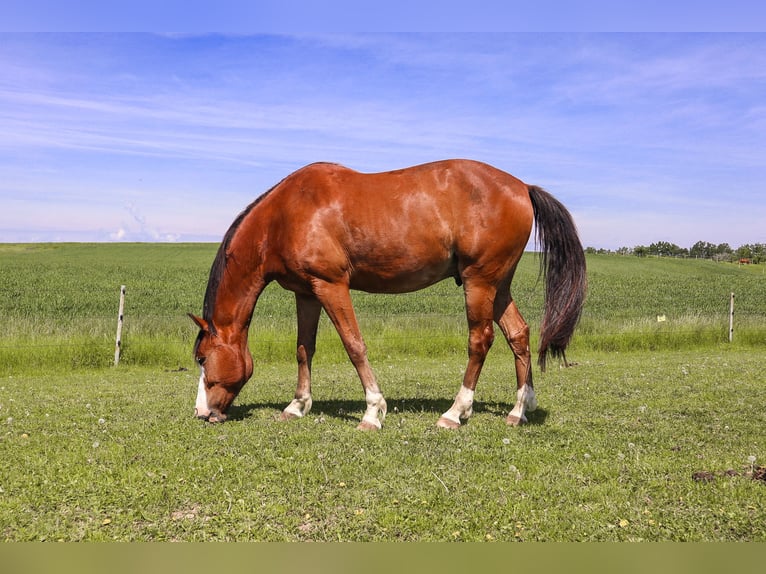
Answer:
190 159 586 429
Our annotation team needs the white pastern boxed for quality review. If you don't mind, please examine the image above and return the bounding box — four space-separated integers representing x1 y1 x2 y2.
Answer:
525 385 538 412
194 369 210 418
282 396 313 418
360 389 387 429
507 385 535 423
440 386 475 426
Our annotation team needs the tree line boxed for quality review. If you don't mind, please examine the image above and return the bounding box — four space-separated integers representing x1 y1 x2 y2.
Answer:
585 241 766 263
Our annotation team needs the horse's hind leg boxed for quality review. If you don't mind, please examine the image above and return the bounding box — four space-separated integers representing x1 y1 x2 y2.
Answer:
438 281 496 429
281 293 322 420
494 291 537 426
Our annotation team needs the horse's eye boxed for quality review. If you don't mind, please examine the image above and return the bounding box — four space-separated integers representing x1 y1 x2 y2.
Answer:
197 356 206 366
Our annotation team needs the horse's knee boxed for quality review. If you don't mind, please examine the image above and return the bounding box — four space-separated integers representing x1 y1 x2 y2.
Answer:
345 339 368 364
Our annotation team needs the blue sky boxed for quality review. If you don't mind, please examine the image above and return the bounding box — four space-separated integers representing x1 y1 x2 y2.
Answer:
1 32 765 248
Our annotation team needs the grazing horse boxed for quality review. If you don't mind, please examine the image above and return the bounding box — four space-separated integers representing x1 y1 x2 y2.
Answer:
190 159 586 429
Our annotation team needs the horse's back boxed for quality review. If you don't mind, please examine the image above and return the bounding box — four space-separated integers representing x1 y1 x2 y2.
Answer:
281 159 531 218
262 160 534 292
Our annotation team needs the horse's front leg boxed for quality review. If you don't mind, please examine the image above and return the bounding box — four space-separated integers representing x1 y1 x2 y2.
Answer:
313 281 387 430
280 293 322 420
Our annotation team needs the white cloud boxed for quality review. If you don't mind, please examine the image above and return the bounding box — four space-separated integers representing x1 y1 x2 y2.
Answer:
1 33 765 247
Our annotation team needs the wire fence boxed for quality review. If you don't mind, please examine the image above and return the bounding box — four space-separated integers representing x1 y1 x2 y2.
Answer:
2 244 764 373
1 282 763 371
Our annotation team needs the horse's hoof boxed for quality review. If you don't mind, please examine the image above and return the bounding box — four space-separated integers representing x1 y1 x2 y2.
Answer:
279 410 299 421
436 417 460 430
356 420 381 431
505 414 527 427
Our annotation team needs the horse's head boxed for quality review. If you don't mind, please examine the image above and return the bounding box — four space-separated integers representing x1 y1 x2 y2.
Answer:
189 314 253 423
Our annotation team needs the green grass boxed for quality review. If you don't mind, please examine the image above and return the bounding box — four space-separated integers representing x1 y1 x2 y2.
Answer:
577 254 766 351
0 245 764 373
0 244 765 541
1 350 764 541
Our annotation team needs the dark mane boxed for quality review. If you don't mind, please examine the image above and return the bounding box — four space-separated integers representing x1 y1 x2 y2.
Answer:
202 186 275 334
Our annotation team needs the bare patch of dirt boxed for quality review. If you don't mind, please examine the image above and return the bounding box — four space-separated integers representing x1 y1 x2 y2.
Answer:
170 503 204 521
692 471 715 483
692 466 766 484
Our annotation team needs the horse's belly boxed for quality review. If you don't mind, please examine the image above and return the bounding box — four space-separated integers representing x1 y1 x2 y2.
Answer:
349 258 456 294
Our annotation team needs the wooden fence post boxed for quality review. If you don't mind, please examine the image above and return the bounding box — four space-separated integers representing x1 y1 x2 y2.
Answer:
114 285 126 366
728 292 734 343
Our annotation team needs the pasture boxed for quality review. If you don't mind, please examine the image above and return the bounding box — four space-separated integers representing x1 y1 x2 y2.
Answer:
1 243 764 541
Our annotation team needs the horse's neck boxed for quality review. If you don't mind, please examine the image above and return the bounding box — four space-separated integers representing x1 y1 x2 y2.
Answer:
211 229 268 337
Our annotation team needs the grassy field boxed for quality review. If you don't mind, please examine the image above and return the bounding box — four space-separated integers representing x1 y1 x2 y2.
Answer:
2 351 764 542
0 243 765 541
0 243 764 371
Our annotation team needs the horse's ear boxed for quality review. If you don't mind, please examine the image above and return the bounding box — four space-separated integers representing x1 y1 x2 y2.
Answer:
188 313 209 331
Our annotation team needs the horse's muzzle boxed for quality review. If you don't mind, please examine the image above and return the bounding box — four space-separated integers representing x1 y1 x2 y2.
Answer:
197 410 227 423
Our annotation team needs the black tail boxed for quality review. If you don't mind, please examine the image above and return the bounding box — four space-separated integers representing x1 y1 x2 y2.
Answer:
527 185 587 371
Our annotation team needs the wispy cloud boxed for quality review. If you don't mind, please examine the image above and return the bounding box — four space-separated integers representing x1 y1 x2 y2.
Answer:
1 33 765 247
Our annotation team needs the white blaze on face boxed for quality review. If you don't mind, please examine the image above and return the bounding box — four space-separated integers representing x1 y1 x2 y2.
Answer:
195 369 210 418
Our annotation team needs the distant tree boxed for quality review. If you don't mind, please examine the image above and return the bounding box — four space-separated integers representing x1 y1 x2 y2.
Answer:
627 241 761 263
736 245 753 260
737 243 765 264
716 243 732 255
585 246 614 255
690 241 716 259
649 241 686 257
713 243 733 262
